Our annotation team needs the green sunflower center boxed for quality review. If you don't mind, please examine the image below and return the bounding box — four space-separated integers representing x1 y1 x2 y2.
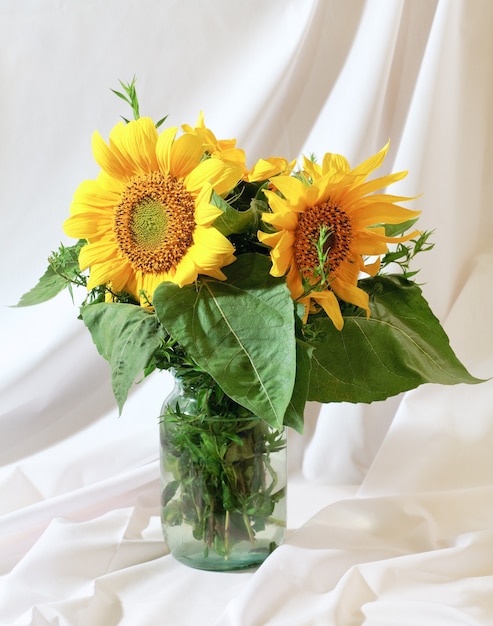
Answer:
130 197 169 249
294 201 352 283
114 172 196 274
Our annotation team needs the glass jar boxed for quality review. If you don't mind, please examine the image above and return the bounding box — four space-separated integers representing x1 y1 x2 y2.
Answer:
160 373 287 571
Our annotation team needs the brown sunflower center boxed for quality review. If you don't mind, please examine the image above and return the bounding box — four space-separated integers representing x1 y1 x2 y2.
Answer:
114 172 196 274
294 201 352 283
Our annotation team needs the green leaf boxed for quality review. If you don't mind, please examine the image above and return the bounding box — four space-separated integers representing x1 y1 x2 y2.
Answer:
81 302 163 413
308 274 484 403
162 480 180 506
14 265 69 307
282 334 313 433
111 76 140 121
210 191 258 236
155 115 169 129
153 253 296 429
384 218 419 237
14 241 87 307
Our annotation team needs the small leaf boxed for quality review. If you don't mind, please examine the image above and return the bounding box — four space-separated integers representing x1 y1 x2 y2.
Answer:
110 89 131 105
14 265 69 307
162 480 180 506
384 218 419 237
81 302 163 412
155 115 169 129
211 191 258 236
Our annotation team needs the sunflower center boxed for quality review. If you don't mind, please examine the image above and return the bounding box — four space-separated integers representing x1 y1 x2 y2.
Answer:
114 172 196 274
294 201 352 283
130 197 169 249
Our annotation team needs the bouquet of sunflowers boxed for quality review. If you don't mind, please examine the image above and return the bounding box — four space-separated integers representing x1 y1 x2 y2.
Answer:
18 80 479 432
17 79 482 567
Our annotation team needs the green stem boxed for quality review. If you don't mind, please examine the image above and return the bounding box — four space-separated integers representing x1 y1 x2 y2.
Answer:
243 512 256 544
263 456 277 495
224 510 230 558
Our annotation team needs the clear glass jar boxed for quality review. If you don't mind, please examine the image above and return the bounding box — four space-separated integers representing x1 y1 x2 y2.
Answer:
160 373 287 571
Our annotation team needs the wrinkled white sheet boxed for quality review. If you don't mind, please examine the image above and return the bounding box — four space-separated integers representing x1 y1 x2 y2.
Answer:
1 1 492 624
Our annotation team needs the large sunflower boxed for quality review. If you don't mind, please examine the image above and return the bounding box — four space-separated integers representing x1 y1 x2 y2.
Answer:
64 117 242 305
258 143 420 329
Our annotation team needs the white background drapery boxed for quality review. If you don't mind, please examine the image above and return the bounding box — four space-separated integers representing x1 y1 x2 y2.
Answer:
1 1 493 624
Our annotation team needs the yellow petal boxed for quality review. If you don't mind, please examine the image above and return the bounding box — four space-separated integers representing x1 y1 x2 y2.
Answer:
155 126 178 175
363 227 421 244
137 271 168 303
195 111 206 129
63 212 112 240
248 157 290 181
257 229 283 248
194 200 223 227
85 256 131 291
302 157 321 180
350 204 421 227
212 162 243 196
110 117 159 174
348 171 408 198
350 142 390 179
321 152 350 177
92 127 130 180
361 257 381 276
219 148 247 169
186 159 241 196
262 209 299 231
335 258 360 284
270 175 305 206
352 231 389 255
265 230 296 277
192 226 235 264
185 158 226 193
170 132 205 178
72 178 121 208
79 239 118 271
263 189 291 214
331 278 370 316
311 290 344 330
171 254 198 287
199 266 229 281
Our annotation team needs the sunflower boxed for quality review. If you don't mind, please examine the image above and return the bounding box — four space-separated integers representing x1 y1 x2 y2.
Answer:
182 112 248 174
64 117 242 305
258 142 420 329
182 113 293 182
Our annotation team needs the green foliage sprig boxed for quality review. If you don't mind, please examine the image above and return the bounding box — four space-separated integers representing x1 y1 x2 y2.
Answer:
111 76 168 128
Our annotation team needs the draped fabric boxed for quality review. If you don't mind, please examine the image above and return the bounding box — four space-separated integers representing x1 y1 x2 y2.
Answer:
1 1 493 624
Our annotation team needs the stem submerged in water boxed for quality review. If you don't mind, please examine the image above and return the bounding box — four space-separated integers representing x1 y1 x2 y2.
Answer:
160 373 286 563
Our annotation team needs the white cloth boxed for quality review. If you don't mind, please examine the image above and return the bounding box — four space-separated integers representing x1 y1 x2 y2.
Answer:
1 1 492 624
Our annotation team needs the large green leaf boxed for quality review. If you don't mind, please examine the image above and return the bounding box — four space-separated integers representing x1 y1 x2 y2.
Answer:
81 302 164 413
153 253 296 429
308 274 483 403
